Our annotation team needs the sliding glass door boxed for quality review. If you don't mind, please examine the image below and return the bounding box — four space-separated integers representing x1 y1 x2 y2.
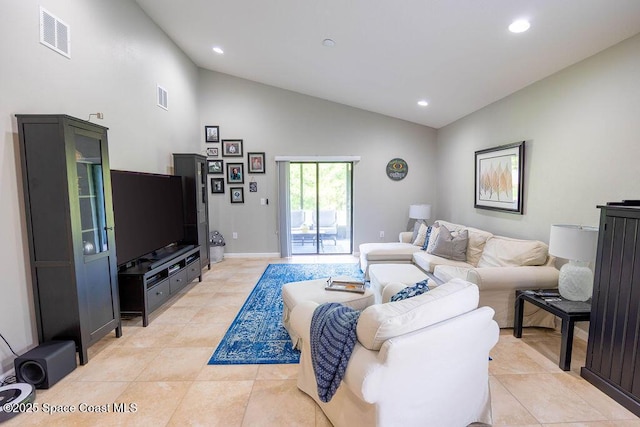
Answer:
289 162 352 255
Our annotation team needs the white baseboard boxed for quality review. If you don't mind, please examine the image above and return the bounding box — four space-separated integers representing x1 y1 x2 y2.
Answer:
222 252 281 259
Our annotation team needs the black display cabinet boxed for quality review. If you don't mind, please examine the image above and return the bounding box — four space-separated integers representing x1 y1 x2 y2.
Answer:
582 201 640 416
173 153 210 269
17 114 122 365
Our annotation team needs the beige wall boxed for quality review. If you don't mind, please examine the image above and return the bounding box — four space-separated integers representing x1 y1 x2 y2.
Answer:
0 0 200 372
198 70 438 254
436 33 640 242
2 0 637 378
0 1 436 374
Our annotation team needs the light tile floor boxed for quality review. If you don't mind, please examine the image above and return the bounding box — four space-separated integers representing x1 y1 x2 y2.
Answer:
5 256 639 426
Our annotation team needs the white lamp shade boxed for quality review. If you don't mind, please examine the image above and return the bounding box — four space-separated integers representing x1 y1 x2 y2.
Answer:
409 204 431 220
548 224 599 262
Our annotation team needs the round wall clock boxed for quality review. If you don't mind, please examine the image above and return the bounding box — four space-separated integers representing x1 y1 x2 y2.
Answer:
386 158 408 181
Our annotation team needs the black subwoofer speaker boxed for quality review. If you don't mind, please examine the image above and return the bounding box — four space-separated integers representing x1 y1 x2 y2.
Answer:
14 341 77 389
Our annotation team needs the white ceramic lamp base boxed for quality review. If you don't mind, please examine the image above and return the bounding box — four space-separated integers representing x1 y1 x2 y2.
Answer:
558 260 593 302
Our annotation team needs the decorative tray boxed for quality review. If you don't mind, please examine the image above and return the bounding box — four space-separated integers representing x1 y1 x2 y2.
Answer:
325 277 366 294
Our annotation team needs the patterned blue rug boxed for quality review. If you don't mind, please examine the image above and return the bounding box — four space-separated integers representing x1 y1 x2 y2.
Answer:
208 263 363 365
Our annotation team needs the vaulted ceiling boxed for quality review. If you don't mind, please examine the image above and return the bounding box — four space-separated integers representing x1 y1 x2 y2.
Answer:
135 0 640 128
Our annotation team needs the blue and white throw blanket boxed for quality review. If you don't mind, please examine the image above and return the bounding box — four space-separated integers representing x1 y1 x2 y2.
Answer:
310 302 362 402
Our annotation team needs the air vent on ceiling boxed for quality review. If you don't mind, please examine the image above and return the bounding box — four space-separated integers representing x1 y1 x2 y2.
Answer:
157 85 168 110
40 7 70 58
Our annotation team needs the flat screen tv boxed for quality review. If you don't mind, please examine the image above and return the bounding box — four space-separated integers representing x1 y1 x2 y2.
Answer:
111 170 185 266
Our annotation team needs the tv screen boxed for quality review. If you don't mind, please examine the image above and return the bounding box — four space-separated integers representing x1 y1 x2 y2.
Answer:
111 170 185 266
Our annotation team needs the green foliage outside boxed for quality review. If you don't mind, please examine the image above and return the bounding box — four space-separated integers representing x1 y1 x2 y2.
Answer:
289 162 351 224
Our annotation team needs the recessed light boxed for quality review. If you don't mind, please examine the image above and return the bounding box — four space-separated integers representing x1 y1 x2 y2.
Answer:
417 100 429 107
212 46 224 54
509 19 530 33
322 38 336 47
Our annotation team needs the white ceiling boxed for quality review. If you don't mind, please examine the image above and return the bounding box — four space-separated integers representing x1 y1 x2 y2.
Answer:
135 0 640 129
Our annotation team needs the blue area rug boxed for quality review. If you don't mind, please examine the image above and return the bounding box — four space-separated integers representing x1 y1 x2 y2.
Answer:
208 263 363 365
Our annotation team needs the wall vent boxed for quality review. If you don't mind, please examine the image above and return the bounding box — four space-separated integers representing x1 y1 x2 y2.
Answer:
157 85 168 110
40 7 71 58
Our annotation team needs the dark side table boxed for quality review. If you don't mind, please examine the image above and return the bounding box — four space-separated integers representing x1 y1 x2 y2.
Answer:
514 289 591 371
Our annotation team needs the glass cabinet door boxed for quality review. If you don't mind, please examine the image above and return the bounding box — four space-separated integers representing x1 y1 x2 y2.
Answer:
75 134 108 255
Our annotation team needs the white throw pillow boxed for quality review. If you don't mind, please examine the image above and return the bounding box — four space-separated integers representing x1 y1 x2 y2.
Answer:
477 236 549 267
412 223 429 246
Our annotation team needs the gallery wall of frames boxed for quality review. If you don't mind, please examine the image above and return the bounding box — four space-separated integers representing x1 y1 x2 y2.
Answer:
204 125 265 204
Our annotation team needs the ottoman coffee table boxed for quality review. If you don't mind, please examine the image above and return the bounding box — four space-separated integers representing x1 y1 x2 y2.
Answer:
282 278 375 349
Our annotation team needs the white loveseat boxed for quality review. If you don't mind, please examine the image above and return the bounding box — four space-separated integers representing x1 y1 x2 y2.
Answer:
290 279 499 427
359 220 560 327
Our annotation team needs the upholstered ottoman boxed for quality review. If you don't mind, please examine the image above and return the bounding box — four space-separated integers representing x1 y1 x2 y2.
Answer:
282 278 375 349
368 263 435 303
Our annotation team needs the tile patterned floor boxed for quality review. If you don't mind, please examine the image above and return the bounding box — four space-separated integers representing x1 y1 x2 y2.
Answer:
4 256 639 426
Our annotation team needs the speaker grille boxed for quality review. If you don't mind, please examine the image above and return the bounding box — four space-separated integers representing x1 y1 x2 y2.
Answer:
40 7 71 58
19 361 46 386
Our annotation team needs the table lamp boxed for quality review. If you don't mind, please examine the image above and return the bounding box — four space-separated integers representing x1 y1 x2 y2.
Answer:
548 224 599 301
408 204 431 231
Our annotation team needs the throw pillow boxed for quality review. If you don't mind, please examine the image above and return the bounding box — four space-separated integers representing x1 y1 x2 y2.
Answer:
390 280 430 302
430 225 469 261
421 225 433 250
412 223 429 246
410 221 421 243
425 222 441 253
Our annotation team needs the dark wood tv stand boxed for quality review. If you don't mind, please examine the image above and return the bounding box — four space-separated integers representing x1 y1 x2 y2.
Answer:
118 245 202 326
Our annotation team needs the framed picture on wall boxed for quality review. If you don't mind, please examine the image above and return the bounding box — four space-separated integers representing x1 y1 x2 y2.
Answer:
227 162 244 184
207 159 223 174
247 152 265 173
474 141 525 214
222 139 243 157
206 147 218 157
230 187 244 203
211 178 224 194
205 126 219 143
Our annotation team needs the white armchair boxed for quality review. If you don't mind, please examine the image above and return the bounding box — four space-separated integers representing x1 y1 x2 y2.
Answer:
290 279 499 427
312 209 338 244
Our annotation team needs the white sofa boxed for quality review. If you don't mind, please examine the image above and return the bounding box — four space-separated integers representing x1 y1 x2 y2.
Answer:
359 220 560 328
290 279 499 427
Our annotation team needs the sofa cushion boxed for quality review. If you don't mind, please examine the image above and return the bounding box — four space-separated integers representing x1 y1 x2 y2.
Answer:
433 265 471 283
477 236 549 268
436 220 493 267
359 242 422 262
412 223 430 247
413 250 474 273
356 279 479 351
430 225 468 261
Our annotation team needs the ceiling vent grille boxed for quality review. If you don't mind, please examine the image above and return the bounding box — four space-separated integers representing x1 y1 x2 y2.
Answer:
157 85 168 110
40 7 70 58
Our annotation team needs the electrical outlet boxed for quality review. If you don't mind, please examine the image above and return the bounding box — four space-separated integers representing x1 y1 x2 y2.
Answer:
232 232 238 239
379 231 385 238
